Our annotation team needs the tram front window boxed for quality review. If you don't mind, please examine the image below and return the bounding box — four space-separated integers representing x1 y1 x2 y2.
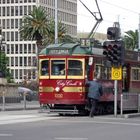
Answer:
51 60 65 76
41 60 49 76
68 60 83 76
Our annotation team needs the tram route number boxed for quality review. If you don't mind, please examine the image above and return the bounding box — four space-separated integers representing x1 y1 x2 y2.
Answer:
55 93 63 98
111 67 122 80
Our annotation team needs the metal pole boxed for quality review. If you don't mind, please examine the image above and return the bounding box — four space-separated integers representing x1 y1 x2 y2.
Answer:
120 94 123 117
114 80 118 117
2 91 5 111
55 0 58 44
23 92 26 110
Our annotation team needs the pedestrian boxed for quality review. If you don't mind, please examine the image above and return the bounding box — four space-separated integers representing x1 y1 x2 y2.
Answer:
86 73 103 117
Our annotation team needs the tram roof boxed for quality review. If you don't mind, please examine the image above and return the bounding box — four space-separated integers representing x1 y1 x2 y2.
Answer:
39 43 92 55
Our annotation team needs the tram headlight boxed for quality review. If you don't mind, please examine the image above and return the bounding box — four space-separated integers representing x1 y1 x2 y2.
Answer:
55 87 60 92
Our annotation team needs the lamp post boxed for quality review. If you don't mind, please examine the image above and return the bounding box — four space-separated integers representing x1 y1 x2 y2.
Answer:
0 27 3 77
0 25 5 78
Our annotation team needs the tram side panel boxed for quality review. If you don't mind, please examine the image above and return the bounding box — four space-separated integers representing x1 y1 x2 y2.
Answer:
39 79 86 106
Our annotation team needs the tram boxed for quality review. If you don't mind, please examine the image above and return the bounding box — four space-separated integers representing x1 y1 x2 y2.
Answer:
38 42 140 114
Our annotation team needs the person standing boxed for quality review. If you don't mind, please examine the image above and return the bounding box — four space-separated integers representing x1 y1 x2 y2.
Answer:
86 74 103 117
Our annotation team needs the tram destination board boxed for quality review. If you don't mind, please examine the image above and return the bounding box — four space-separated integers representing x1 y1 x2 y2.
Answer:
48 49 69 55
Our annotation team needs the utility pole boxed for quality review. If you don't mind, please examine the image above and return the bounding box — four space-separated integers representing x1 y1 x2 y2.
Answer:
55 0 58 44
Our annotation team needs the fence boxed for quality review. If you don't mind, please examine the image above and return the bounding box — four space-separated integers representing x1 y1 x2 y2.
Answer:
0 93 40 111
120 93 140 116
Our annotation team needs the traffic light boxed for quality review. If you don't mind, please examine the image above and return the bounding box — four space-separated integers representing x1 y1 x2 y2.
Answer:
107 27 120 40
103 40 125 67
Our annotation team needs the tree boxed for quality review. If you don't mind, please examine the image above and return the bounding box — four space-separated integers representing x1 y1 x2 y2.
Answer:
19 6 49 53
43 20 76 45
124 30 138 50
0 52 11 81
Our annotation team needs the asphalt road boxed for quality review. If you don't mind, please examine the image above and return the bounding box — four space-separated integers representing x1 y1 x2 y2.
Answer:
0 110 140 140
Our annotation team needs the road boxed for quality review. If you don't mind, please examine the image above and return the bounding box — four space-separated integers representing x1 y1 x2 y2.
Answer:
0 110 140 140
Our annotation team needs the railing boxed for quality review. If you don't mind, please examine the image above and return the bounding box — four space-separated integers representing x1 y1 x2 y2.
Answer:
0 92 39 111
120 93 140 116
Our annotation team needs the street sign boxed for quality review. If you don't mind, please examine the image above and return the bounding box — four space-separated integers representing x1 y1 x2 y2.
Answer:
111 67 122 80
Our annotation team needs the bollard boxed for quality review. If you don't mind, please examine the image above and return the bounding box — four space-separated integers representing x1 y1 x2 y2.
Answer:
23 92 27 110
2 91 5 111
120 94 123 117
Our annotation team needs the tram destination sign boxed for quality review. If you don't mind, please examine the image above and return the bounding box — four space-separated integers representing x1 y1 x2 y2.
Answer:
48 49 70 55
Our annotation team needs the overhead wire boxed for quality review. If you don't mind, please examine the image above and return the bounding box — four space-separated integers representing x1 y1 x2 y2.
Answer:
99 0 139 14
77 0 139 30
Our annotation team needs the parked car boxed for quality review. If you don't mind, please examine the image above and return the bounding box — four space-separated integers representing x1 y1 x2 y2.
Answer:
18 87 34 101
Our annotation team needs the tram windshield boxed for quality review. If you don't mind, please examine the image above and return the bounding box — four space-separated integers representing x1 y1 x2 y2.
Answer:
40 58 84 79
40 60 49 76
51 60 65 76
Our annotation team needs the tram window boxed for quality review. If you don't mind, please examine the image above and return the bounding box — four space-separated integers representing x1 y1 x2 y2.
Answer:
41 60 49 76
51 60 65 76
95 64 111 80
68 60 83 76
131 68 140 81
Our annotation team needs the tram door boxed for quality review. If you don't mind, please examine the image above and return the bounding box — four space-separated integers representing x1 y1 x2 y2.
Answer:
122 64 130 92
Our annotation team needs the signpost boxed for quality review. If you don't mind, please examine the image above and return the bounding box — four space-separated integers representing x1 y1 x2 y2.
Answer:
111 67 122 117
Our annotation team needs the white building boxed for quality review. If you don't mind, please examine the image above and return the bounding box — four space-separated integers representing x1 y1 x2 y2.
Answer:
0 0 77 83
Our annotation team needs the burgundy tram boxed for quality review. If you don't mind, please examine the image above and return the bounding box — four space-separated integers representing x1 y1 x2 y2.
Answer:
38 43 140 114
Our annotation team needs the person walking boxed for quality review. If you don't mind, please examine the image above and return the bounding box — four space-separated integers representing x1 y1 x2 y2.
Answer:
86 74 103 117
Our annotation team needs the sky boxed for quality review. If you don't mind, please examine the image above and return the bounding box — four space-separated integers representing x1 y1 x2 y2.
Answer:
77 0 140 35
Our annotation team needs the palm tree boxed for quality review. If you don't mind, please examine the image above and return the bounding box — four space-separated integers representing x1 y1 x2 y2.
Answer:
43 19 77 45
19 6 49 53
124 30 138 50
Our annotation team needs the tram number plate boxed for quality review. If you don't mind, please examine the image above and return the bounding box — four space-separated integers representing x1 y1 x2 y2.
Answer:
55 94 63 98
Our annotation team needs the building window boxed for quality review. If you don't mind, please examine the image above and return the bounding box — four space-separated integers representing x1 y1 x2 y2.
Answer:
28 44 31 53
15 31 18 41
11 32 14 41
7 32 10 41
7 7 10 16
15 6 18 16
11 19 14 29
20 6 23 16
11 6 14 16
11 57 14 66
15 57 18 66
19 44 23 54
11 44 14 54
15 44 18 53
24 44 27 53
20 57 23 66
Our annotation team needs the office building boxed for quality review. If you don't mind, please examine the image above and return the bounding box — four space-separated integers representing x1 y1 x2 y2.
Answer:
0 0 77 83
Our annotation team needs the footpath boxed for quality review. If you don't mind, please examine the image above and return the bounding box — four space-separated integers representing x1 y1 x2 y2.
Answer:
0 101 140 121
0 101 40 111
